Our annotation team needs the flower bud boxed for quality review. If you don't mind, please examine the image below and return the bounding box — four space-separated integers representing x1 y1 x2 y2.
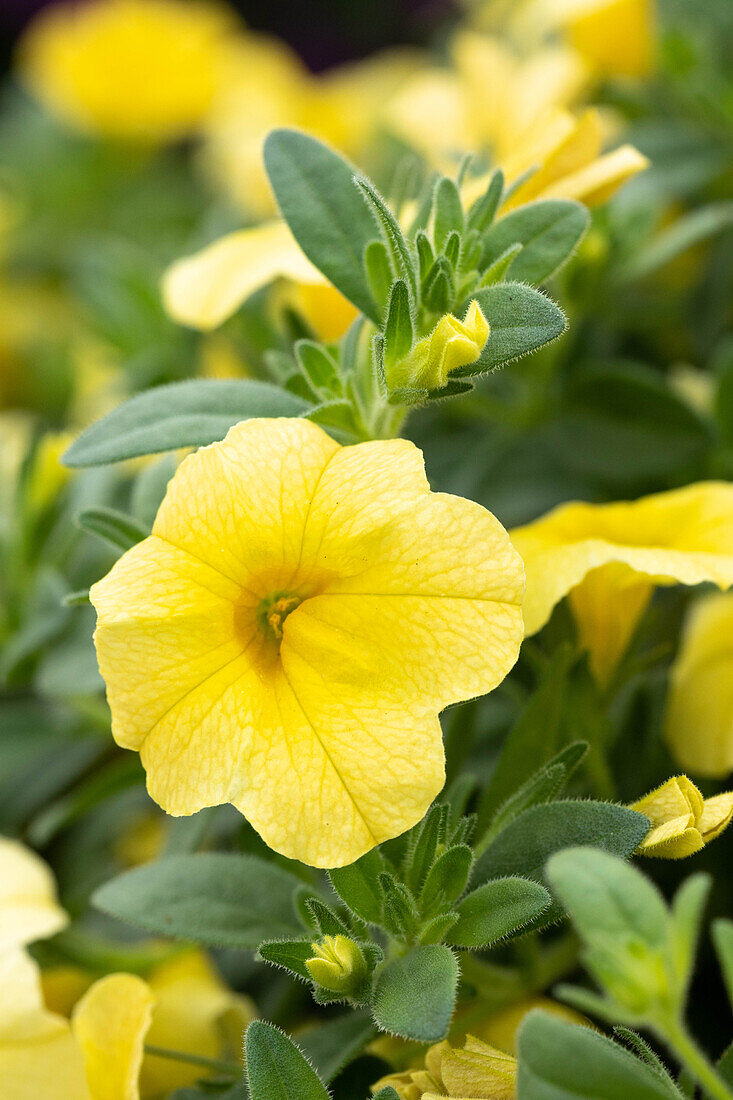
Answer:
305 935 368 995
386 300 489 392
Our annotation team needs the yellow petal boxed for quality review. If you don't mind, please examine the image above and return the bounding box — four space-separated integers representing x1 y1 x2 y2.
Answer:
162 222 322 330
503 108 603 208
632 775 703 825
665 592 733 777
440 1041 517 1100
0 836 68 951
72 973 154 1100
539 143 650 206
512 482 733 637
279 281 358 343
699 792 733 843
41 966 95 1019
636 818 705 859
568 563 653 682
564 0 655 79
140 949 253 1095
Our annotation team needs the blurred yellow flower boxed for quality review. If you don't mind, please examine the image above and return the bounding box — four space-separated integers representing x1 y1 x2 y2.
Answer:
463 997 586 1055
26 430 74 515
550 0 655 80
386 32 648 208
18 0 236 142
511 482 733 683
0 836 68 952
375 1034 517 1100
90 417 524 866
0 949 89 1100
664 592 733 778
201 40 420 216
140 949 254 1095
72 973 154 1100
387 301 489 392
41 967 95 1019
632 775 733 858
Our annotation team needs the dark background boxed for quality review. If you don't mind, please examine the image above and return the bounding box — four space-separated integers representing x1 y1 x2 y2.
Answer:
1 0 456 74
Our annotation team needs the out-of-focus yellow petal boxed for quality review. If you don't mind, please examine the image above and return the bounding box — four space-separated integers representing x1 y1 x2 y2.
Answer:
140 949 253 1095
563 0 655 79
92 419 523 867
512 482 733 638
538 142 650 205
18 0 235 142
41 967 95 1019
72 973 154 1100
0 950 90 1100
162 222 322 331
568 563 653 683
279 281 359 343
384 69 469 166
0 836 68 951
665 592 733 778
502 108 603 207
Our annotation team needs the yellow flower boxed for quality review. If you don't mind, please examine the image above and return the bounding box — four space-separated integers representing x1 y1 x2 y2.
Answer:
375 1034 517 1100
201 40 420 217
632 776 733 858
386 32 648 209
664 593 733 778
510 482 733 684
26 431 74 515
0 836 68 952
18 0 235 142
0 949 89 1100
305 935 368 995
461 997 585 1056
387 302 489 392
72 973 154 1100
552 0 655 80
90 417 524 867
140 949 254 1095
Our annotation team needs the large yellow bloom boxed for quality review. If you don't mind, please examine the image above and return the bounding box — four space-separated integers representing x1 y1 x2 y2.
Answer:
664 592 733 778
90 418 524 866
511 482 733 683
0 836 68 952
385 31 648 209
18 0 235 142
632 776 733 858
376 1034 517 1100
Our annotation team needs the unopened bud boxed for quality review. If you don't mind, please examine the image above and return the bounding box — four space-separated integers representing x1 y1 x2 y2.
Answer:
305 935 367 995
386 300 489 392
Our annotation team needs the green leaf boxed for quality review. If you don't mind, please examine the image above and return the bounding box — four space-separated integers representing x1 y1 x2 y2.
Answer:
546 847 668 949
447 876 552 948
64 380 310 466
467 169 504 232
258 940 315 981
245 1021 330 1100
383 280 414 371
481 200 589 283
473 802 649 924
433 177 464 252
457 283 566 374
668 874 710 997
93 854 305 948
264 129 380 321
517 1011 679 1100
305 897 350 937
483 743 588 847
373 1090 401 1100
329 849 388 925
372 945 458 1042
76 506 149 551
294 341 342 399
406 803 445 893
479 243 523 286
364 240 393 318
420 845 473 912
297 1010 376 1083
712 920 733 1012
622 201 733 282
355 176 418 300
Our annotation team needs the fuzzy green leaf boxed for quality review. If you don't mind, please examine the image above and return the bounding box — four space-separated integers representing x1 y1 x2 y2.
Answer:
447 876 552 948
372 945 459 1042
245 1021 330 1100
76 506 149 551
456 282 566 374
481 200 589 283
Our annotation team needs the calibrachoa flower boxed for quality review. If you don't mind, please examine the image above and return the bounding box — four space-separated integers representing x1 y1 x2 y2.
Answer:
511 482 733 683
72 973 154 1100
549 0 655 80
375 1034 517 1100
632 776 733 858
90 418 524 866
664 592 733 778
18 0 235 142
0 836 68 951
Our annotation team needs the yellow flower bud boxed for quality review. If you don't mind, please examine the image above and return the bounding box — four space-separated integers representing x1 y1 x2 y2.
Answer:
632 776 733 859
389 300 489 392
375 1034 517 1100
305 935 368 995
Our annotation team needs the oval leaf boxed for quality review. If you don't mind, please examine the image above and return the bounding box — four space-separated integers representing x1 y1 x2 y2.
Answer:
372 944 458 1042
93 853 305 948
64 380 310 466
245 1021 330 1100
447 876 552 948
481 200 590 284
457 283 566 374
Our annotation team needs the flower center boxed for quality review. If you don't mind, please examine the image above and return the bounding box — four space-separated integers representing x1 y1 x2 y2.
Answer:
256 591 302 642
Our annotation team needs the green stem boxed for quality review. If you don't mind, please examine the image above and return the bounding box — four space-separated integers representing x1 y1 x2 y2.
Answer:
144 1045 240 1078
662 1020 733 1100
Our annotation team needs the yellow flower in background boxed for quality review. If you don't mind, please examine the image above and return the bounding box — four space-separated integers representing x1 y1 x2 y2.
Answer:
0 949 90 1100
140 949 254 1095
0 836 68 951
461 997 586 1056
72 973 154 1100
511 482 733 684
632 776 733 858
18 0 236 142
26 431 74 515
90 417 524 867
387 301 489 391
201 39 421 217
664 593 733 778
386 32 648 209
375 1035 517 1100
549 0 655 80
